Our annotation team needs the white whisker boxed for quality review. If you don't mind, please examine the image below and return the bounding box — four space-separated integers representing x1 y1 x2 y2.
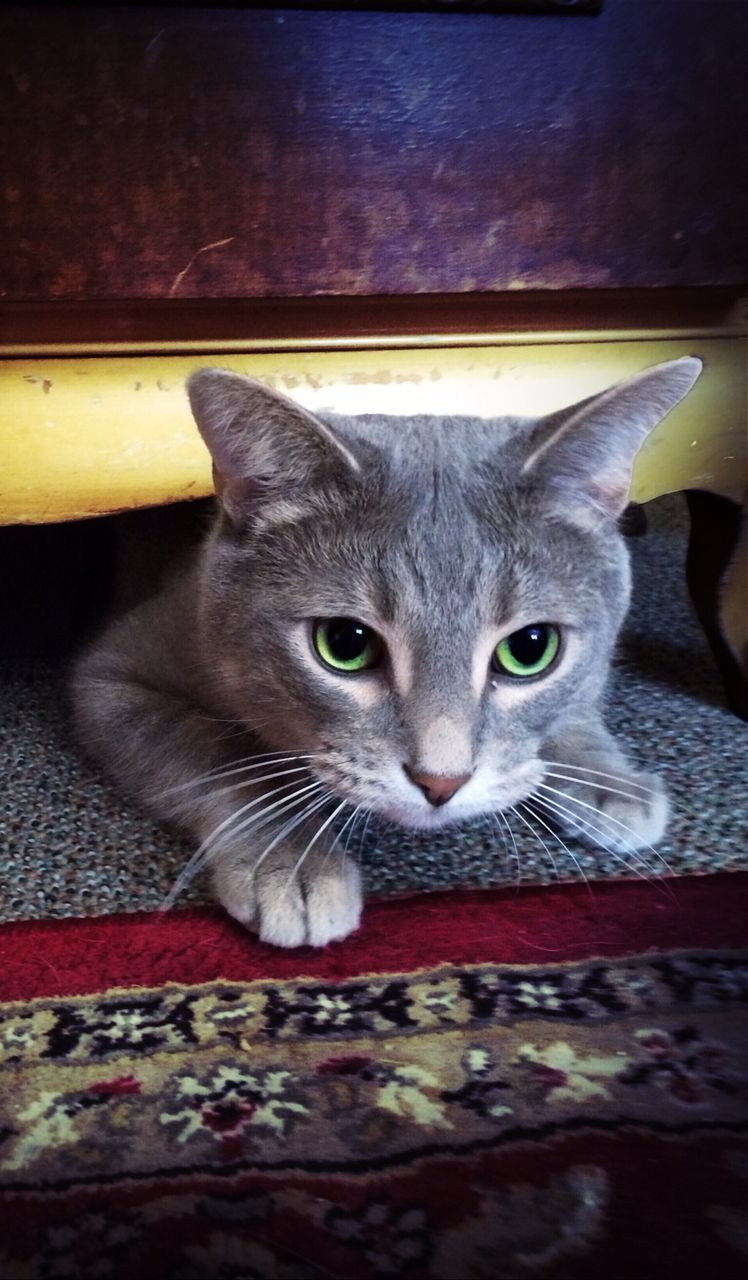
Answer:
532 790 676 897
357 808 375 862
491 813 510 870
156 752 318 798
333 804 363 872
542 771 660 805
508 804 560 881
207 765 313 800
539 760 656 796
519 801 592 893
316 803 358 878
531 792 661 890
249 791 335 883
537 782 675 879
285 800 349 896
494 810 521 884
210 780 325 860
162 780 323 908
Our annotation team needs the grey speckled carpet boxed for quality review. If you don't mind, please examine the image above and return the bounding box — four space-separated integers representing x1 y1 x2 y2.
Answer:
1 496 746 924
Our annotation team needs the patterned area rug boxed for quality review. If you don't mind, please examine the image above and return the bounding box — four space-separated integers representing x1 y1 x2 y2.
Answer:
1 874 747 1280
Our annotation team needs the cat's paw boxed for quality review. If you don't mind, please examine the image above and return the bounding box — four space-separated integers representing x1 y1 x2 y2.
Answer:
542 765 668 854
213 850 362 948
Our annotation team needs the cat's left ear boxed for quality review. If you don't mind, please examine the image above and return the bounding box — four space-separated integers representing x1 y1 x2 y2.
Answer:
522 357 703 520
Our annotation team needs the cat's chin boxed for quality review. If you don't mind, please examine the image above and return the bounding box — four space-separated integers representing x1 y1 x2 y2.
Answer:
379 802 482 833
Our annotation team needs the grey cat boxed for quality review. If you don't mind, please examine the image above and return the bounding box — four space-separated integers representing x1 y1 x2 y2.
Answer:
71 357 702 947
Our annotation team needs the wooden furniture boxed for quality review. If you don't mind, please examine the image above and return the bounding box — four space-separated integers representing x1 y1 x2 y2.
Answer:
0 2 745 713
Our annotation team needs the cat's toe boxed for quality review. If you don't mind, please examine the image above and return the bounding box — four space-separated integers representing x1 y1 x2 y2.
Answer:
211 859 259 930
256 874 310 949
304 860 362 947
212 848 362 948
595 783 668 852
211 859 308 946
255 857 362 949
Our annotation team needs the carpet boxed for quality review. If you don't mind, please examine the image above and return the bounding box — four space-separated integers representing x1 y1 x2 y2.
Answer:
1 873 746 1280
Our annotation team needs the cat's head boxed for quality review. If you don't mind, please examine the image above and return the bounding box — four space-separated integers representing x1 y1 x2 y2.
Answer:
187 358 701 830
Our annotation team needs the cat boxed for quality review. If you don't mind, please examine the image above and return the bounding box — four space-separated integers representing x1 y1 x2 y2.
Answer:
71 356 702 948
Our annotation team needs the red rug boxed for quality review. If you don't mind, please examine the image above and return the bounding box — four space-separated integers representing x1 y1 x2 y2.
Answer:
1 873 746 1280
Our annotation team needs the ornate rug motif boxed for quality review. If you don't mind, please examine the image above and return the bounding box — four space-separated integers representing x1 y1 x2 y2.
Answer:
0 875 746 1279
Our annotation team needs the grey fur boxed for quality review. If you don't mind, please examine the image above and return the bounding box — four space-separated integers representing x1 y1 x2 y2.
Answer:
71 358 702 947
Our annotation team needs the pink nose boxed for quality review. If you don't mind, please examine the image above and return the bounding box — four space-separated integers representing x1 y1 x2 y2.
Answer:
404 768 472 807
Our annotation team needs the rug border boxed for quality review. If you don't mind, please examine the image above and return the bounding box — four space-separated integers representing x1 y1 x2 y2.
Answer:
1 872 746 1002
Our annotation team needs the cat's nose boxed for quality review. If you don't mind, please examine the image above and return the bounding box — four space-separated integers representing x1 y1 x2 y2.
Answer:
404 767 472 807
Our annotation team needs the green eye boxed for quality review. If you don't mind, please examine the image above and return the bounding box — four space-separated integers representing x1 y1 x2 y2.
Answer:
493 624 560 678
313 618 383 674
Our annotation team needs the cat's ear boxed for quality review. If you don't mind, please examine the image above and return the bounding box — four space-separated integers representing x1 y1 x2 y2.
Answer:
521 357 703 521
187 368 360 525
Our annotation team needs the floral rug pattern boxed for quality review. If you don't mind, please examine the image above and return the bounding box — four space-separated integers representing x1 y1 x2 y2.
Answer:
1 947 747 1278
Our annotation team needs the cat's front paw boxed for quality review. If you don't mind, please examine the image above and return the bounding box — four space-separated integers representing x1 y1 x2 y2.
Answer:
213 849 363 948
541 765 668 854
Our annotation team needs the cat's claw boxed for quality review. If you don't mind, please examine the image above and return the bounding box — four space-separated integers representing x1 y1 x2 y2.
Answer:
213 852 362 948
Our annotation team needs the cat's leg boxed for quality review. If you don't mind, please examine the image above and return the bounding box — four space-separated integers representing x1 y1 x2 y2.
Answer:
211 843 362 949
72 657 362 948
192 763 363 948
538 717 668 855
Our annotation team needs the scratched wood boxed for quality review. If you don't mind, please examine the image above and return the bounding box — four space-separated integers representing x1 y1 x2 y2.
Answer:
0 1 745 301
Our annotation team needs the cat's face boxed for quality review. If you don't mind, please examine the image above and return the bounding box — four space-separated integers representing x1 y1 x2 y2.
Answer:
188 359 701 829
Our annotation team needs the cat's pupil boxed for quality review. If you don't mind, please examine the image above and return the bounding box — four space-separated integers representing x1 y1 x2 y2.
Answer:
509 625 549 666
327 620 370 662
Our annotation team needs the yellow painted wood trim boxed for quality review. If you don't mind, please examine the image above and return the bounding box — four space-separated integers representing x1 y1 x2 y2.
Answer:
1 336 745 525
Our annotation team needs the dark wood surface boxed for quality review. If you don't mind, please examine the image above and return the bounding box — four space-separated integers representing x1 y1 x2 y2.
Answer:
1 0 745 302
2 288 742 352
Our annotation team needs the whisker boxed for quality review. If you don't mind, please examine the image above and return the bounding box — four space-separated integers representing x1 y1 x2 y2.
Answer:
285 800 350 896
205 765 313 802
539 760 656 796
156 753 317 798
501 809 523 884
536 782 675 880
196 714 276 728
201 720 291 747
531 792 662 892
494 810 521 885
210 780 325 860
357 808 375 862
332 804 363 869
249 791 335 883
162 780 323 908
542 771 661 805
519 801 593 896
162 782 323 910
508 804 560 881
491 813 511 873
344 806 365 859
531 790 676 898
316 802 359 879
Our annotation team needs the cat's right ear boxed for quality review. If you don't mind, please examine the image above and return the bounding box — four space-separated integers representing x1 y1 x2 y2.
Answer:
186 369 361 526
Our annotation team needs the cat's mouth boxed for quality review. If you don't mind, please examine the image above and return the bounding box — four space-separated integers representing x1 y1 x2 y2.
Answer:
336 758 546 834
